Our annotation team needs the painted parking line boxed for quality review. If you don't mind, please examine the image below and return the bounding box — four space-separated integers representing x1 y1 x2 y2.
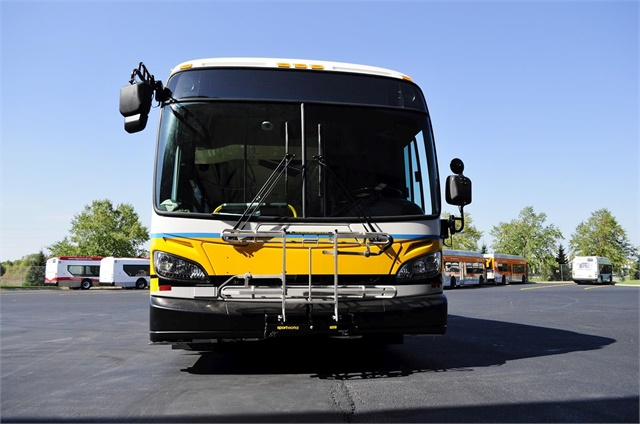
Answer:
584 285 614 290
520 283 574 291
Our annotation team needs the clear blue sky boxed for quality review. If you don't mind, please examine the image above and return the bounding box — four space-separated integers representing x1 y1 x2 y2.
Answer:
1 0 638 261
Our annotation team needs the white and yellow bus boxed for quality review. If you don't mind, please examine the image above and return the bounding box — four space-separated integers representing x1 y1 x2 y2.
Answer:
119 58 472 348
443 250 486 288
483 253 528 285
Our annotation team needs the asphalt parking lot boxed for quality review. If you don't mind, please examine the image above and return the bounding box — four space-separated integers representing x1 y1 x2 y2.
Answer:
1 283 638 423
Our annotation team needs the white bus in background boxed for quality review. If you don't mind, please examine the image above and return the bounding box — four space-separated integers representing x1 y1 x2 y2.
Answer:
44 256 103 290
443 250 486 288
99 257 150 289
572 256 613 284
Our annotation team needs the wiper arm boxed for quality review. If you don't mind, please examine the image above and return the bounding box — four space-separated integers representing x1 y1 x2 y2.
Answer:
232 153 295 230
314 155 378 234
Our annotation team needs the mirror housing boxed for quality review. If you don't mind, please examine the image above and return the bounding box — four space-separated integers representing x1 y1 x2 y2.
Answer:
119 82 153 133
445 174 472 206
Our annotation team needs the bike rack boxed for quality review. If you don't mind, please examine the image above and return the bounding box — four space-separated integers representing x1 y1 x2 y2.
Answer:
219 228 395 323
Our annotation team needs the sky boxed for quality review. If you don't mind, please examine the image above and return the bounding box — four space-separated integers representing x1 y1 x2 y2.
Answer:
1 0 638 262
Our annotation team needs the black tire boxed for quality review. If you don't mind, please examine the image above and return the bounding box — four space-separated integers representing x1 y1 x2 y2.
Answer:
135 278 147 290
80 279 92 290
451 277 457 289
479 276 484 287
501 276 506 285
522 275 527 284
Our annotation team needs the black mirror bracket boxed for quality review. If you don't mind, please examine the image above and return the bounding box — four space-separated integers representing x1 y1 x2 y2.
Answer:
442 158 472 240
120 62 172 133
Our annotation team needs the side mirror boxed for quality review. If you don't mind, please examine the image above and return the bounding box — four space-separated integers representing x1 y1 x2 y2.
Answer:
445 175 472 206
445 159 472 206
442 158 472 238
119 82 153 133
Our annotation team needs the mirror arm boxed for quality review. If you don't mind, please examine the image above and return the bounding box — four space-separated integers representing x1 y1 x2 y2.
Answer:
128 62 170 103
448 205 465 235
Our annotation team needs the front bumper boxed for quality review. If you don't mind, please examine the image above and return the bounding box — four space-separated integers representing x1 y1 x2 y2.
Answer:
149 293 447 342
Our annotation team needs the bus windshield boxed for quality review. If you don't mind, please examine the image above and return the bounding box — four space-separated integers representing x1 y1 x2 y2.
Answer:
155 100 439 220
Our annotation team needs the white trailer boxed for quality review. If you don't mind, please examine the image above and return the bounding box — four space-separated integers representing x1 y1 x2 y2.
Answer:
99 257 150 289
572 256 613 284
44 256 103 290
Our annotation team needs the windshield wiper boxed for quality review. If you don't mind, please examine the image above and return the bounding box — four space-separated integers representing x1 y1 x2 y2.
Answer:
314 155 378 234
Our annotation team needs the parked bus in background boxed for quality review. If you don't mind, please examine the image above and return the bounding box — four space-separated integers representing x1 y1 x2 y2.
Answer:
483 253 528 285
119 58 472 349
443 250 485 289
44 257 102 290
572 256 613 284
99 257 150 289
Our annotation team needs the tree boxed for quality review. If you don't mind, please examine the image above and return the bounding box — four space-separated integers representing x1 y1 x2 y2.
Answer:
490 206 563 279
24 250 47 286
569 208 635 275
442 211 483 251
48 199 149 258
556 244 568 265
554 244 569 281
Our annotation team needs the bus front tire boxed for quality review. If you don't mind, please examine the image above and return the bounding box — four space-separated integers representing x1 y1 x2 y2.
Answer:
450 277 457 289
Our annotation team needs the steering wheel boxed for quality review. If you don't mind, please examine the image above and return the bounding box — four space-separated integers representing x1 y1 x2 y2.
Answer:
352 184 404 199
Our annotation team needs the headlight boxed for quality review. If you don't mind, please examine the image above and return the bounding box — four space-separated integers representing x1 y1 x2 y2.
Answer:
153 251 208 282
396 251 441 281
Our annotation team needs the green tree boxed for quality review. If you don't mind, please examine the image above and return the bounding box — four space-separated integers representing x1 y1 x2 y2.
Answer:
48 199 149 257
554 244 569 281
556 244 568 265
490 206 563 279
569 208 635 275
24 250 47 286
442 211 483 251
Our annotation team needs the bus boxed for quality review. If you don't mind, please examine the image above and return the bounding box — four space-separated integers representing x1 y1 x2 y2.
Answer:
483 253 528 285
119 58 472 348
572 256 613 284
443 250 486 288
44 256 102 290
99 257 150 289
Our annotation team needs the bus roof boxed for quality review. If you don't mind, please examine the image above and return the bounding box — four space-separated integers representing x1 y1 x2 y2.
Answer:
443 249 484 258
573 256 611 263
483 253 526 261
51 256 103 261
170 58 412 81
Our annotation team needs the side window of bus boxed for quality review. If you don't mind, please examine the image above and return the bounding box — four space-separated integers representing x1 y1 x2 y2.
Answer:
497 263 510 272
87 266 100 277
123 265 150 277
513 264 525 274
466 262 483 274
68 265 83 276
445 261 459 273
